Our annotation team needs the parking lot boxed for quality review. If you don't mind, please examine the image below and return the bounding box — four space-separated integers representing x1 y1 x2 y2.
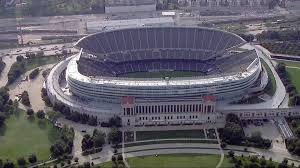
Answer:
243 119 282 141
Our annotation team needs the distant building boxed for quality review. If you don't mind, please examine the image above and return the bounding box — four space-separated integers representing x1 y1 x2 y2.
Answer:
105 0 156 13
87 17 174 33
158 0 276 8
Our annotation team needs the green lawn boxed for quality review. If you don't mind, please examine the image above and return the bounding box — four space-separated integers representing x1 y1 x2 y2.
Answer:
277 60 300 68
276 60 300 93
286 67 300 94
0 111 60 162
118 71 203 78
98 154 233 168
136 130 205 141
24 56 60 72
261 59 276 96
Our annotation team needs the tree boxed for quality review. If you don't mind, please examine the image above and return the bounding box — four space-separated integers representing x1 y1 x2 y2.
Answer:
47 111 60 123
88 117 98 126
83 162 91 168
82 134 94 151
294 128 300 139
21 91 30 106
223 121 244 144
278 159 288 168
291 120 297 128
117 154 123 161
3 160 14 168
260 157 267 167
0 113 6 126
111 155 116 162
108 116 122 127
36 110 45 119
228 150 235 158
92 129 105 148
16 56 24 62
28 154 37 164
26 109 34 116
108 128 122 145
276 62 286 74
17 157 26 167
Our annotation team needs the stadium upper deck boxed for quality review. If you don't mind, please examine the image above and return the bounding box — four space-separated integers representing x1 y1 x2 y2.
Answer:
65 27 261 102
75 27 246 62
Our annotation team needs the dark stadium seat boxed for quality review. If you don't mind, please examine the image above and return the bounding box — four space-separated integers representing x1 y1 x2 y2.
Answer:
75 27 249 77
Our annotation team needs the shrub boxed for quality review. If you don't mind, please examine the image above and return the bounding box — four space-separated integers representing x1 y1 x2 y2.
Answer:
26 109 34 116
17 157 27 166
28 154 37 163
117 154 123 161
21 91 30 106
36 110 45 119
111 155 116 162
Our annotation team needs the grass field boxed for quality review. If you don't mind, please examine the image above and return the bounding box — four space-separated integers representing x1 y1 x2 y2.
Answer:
261 59 276 96
24 56 60 72
276 60 300 93
277 60 300 68
118 71 203 78
0 111 60 162
286 68 300 94
136 130 205 141
98 154 233 168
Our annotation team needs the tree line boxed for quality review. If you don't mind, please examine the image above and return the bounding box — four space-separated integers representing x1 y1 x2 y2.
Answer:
276 62 300 106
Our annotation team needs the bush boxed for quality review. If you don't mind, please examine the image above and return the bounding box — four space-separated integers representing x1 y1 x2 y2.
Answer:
36 110 45 119
117 154 123 161
26 109 34 116
21 91 30 106
50 126 74 158
88 117 98 126
17 157 27 166
3 160 15 168
41 88 52 107
83 162 90 168
111 155 116 162
291 120 297 128
108 128 122 145
28 154 37 164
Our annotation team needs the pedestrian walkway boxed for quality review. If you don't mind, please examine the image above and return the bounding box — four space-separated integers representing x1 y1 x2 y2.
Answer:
215 128 224 168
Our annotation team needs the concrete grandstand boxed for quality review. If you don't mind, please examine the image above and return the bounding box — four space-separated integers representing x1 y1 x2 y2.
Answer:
46 26 264 124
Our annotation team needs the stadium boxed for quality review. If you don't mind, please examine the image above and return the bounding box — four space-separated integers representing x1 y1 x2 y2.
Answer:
47 27 263 122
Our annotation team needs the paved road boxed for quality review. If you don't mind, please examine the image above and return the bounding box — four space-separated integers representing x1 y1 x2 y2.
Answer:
216 128 224 168
0 55 17 87
120 143 300 167
255 45 288 108
217 44 287 110
8 64 55 111
0 43 76 58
